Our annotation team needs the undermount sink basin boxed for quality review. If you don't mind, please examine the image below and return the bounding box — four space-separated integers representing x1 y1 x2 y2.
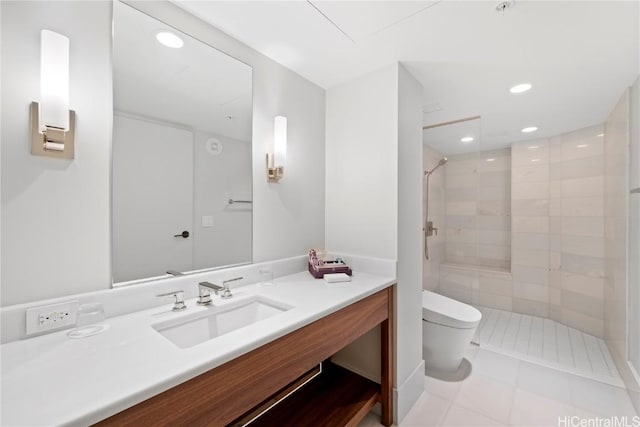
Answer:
152 296 292 349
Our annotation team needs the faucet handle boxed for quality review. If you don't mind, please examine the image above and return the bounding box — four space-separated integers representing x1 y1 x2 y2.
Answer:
220 277 242 299
157 290 187 311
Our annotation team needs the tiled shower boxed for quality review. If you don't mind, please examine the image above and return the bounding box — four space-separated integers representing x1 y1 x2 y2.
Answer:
423 86 638 407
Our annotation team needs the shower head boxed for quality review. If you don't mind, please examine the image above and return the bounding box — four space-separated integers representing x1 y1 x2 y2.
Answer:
425 157 448 176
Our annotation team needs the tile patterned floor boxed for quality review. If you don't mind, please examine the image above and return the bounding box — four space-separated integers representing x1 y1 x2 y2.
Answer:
358 347 637 427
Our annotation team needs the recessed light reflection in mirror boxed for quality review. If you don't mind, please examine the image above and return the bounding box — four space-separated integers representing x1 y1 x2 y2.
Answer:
156 31 183 49
510 83 532 94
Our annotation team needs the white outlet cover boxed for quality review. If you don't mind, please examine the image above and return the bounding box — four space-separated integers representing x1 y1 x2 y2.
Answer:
202 215 214 227
26 300 79 335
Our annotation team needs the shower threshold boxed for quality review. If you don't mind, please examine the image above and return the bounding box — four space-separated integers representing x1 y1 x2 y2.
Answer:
471 306 624 387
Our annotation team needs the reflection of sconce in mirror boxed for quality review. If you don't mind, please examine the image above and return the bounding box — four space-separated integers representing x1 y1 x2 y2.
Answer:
31 30 75 159
267 116 287 182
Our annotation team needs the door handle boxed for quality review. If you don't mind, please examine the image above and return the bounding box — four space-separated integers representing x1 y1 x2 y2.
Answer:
174 231 190 238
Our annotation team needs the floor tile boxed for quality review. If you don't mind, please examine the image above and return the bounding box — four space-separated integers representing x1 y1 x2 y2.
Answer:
509 389 574 427
471 349 520 385
569 375 638 417
424 373 464 401
454 373 516 423
400 392 451 427
440 403 506 426
516 361 572 404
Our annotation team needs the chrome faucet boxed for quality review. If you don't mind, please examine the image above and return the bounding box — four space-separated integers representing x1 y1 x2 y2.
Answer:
166 270 184 277
197 277 242 304
197 281 223 305
157 290 187 311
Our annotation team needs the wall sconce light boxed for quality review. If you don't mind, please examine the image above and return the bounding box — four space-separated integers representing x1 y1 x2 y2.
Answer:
267 116 287 182
30 30 75 159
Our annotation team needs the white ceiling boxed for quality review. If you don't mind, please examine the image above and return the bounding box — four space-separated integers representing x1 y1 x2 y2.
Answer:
173 0 639 151
114 1 252 141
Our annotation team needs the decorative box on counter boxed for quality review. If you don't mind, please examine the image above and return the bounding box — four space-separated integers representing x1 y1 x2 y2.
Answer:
308 249 353 279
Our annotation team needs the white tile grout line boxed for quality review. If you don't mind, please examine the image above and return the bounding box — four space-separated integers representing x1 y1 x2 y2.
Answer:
473 305 625 388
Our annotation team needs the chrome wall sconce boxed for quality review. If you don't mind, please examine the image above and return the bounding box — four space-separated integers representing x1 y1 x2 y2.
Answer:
31 30 75 159
266 116 287 182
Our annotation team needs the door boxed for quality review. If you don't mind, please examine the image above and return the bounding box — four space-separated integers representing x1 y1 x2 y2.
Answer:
112 114 194 283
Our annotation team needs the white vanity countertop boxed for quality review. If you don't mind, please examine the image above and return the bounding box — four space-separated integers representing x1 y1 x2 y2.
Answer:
1 271 394 426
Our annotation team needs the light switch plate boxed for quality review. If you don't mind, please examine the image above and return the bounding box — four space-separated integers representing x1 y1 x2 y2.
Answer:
202 215 214 227
26 300 79 335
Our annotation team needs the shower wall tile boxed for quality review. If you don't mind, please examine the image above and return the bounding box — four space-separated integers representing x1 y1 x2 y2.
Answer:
477 215 511 231
479 275 513 296
445 158 477 176
512 216 549 233
447 173 477 188
514 282 548 303
512 249 549 268
513 298 549 317
477 200 510 216
512 232 550 251
423 145 447 292
479 293 513 311
550 156 604 180
447 215 476 228
562 176 604 197
561 235 605 258
512 199 549 216
513 182 549 199
561 253 605 278
513 265 549 286
561 271 604 299
561 197 604 217
512 164 549 183
561 217 604 237
446 201 477 216
561 290 604 319
478 230 510 246
442 150 512 271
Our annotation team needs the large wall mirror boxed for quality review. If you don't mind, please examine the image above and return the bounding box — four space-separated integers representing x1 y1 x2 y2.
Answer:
112 1 253 285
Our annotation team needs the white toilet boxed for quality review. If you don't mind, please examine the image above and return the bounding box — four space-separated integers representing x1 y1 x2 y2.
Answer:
422 290 482 373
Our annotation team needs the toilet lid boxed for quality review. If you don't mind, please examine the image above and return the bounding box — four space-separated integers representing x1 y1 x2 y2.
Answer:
422 291 482 329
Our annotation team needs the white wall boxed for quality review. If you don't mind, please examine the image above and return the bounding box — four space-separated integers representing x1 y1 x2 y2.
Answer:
1 1 113 305
0 0 326 306
325 65 398 259
396 64 426 420
326 63 424 423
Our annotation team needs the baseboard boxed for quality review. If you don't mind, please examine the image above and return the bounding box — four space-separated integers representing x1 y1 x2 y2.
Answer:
393 360 425 424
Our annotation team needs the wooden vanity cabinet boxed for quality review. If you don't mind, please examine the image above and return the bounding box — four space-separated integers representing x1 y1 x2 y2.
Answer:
97 286 394 427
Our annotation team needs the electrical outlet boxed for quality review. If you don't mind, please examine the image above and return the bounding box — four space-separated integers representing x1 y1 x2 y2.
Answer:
26 300 79 335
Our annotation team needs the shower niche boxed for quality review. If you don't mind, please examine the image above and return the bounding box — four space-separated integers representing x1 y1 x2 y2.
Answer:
422 118 512 299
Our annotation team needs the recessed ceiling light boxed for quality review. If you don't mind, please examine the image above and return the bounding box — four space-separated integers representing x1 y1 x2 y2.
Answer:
531 158 540 162
156 31 184 48
522 126 538 133
576 144 589 148
527 145 539 150
461 136 474 143
510 83 532 94
486 158 495 162
597 133 604 137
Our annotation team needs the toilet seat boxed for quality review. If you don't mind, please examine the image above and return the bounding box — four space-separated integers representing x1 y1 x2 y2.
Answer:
422 291 481 329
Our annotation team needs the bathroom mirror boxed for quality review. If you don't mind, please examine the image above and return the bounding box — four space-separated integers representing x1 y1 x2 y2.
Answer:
112 1 253 285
